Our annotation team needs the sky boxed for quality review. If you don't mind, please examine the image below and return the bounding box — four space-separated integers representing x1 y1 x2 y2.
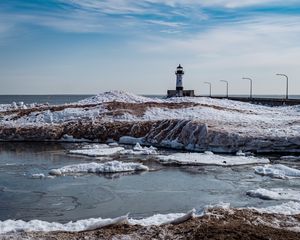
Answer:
1 0 300 95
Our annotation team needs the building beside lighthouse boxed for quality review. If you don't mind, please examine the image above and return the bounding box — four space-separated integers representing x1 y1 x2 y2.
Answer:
167 64 195 97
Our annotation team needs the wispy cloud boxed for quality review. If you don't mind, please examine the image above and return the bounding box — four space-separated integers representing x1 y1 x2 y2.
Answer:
137 15 300 71
1 0 300 36
146 19 186 28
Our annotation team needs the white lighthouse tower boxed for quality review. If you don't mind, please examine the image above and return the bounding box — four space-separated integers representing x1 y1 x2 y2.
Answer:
167 64 194 97
175 64 184 91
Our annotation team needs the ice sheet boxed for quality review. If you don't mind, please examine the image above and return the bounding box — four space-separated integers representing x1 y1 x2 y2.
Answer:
49 161 149 176
158 152 269 166
254 164 300 179
247 188 300 201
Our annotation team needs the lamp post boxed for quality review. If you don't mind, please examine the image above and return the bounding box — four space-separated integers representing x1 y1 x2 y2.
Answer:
242 77 253 99
220 80 228 98
204 82 212 97
276 74 289 100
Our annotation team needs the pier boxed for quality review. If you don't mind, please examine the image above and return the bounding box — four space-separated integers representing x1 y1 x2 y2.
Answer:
199 96 300 106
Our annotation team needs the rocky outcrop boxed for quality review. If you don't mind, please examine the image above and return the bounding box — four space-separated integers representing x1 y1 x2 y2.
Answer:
0 120 156 142
1 118 300 153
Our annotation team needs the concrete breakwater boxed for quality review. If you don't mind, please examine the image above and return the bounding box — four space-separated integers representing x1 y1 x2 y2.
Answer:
203 96 300 106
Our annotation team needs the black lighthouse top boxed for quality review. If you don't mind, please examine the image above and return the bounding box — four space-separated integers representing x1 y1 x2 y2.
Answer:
175 64 184 75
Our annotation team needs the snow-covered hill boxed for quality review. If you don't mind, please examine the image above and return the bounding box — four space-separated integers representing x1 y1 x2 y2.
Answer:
0 91 299 153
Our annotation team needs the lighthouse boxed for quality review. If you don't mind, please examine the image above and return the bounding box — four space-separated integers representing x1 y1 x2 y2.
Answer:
167 64 194 97
175 64 184 91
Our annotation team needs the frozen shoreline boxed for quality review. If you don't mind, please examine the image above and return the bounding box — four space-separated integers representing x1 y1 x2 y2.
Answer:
2 202 300 239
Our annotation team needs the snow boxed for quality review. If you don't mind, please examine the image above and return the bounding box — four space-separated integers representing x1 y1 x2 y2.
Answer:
158 152 269 166
129 209 195 226
1 91 300 152
120 143 158 155
140 95 300 139
247 188 300 201
0 102 39 112
49 161 149 176
3 105 106 125
236 150 246 156
0 215 128 234
254 201 300 215
0 210 194 234
119 136 143 145
31 173 45 179
254 164 300 179
78 90 162 104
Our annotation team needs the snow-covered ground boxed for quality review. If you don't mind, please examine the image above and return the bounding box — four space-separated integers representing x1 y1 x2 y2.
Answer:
158 151 269 166
1 91 299 135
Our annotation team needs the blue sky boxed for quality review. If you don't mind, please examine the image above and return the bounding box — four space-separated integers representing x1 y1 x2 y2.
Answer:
1 0 300 95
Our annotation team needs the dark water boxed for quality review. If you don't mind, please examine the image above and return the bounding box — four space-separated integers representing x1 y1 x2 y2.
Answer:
0 95 93 105
1 142 299 222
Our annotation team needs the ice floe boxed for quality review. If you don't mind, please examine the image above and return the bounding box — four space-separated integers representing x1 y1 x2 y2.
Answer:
69 143 158 157
158 152 269 166
31 173 45 179
0 210 194 234
247 188 300 201
69 145 125 156
254 164 300 179
49 161 149 176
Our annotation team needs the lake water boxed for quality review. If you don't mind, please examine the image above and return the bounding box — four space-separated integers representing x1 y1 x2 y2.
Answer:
1 142 299 223
0 95 300 105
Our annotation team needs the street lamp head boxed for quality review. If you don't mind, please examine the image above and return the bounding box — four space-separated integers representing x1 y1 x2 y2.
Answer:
276 73 288 78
